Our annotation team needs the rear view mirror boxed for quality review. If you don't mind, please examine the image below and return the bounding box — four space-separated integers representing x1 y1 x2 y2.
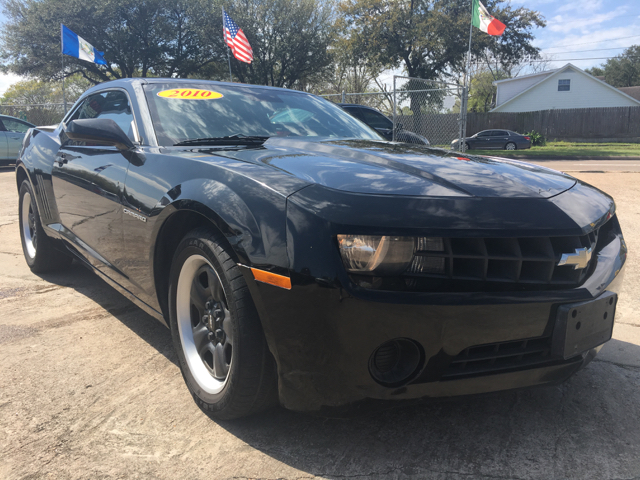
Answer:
65 118 135 151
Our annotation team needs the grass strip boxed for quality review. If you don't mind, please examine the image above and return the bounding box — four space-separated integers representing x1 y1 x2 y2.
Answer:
457 142 640 158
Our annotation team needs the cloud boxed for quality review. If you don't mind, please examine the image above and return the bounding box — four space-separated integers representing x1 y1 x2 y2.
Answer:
0 73 23 98
556 0 603 14
548 6 629 32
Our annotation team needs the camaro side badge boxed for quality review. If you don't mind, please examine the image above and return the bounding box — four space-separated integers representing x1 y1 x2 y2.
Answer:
558 247 593 270
123 208 147 223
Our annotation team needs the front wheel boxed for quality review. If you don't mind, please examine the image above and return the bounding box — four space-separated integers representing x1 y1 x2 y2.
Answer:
18 180 72 273
505 142 517 151
168 228 278 419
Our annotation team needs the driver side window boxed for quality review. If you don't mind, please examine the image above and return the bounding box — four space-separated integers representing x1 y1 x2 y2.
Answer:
67 90 136 144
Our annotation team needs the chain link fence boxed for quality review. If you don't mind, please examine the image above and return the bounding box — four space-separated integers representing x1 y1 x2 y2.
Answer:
320 77 464 149
320 91 395 116
0 104 67 126
392 76 461 148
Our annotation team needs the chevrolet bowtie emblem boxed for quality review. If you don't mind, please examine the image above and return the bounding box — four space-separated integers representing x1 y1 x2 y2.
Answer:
558 247 593 270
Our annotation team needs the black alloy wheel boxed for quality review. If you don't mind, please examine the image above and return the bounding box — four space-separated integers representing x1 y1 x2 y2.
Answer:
168 227 278 419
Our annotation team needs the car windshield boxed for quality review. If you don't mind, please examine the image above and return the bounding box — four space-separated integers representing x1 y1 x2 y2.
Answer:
143 83 381 146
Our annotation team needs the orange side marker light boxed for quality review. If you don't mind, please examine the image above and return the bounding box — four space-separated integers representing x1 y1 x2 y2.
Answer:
251 268 292 290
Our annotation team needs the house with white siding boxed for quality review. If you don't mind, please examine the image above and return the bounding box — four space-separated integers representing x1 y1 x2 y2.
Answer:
491 63 640 113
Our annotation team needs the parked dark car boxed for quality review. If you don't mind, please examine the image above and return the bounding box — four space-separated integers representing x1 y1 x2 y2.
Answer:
16 79 625 419
451 129 531 151
339 103 430 145
1 114 35 165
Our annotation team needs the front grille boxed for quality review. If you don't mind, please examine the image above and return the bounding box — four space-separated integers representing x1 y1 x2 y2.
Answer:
405 232 598 288
442 336 555 379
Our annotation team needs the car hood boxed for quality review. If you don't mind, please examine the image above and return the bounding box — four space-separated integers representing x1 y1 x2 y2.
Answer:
210 138 576 198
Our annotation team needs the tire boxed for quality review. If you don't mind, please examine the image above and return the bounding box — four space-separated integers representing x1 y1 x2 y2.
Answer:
168 227 278 420
465 142 471 151
18 180 72 273
505 142 517 151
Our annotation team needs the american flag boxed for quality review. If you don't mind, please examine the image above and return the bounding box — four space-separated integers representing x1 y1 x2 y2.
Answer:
223 10 253 64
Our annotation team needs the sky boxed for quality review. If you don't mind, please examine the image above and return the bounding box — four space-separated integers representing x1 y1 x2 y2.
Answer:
527 0 640 72
0 0 639 96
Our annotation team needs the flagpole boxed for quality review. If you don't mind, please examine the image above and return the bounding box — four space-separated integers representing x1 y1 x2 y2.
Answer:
459 0 474 152
60 24 67 113
222 7 233 82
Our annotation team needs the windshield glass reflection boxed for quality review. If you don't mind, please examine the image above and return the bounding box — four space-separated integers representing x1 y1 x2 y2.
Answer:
143 83 381 146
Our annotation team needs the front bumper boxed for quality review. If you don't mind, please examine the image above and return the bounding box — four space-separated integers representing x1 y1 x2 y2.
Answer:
244 266 623 412
242 184 626 412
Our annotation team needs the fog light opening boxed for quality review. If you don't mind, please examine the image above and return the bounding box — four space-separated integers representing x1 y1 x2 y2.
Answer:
369 338 423 387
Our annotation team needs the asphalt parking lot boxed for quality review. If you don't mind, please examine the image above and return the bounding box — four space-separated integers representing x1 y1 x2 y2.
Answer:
1 165 639 479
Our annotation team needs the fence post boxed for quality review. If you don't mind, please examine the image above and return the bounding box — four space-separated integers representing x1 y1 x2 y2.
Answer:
461 86 468 152
341 91 345 104
392 76 397 142
458 86 468 152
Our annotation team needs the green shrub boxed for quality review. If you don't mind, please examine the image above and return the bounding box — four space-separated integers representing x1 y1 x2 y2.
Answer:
526 130 546 147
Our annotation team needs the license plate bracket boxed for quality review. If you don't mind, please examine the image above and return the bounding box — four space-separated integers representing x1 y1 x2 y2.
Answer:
551 291 617 360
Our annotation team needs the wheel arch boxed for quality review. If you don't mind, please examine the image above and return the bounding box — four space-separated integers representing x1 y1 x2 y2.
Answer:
16 163 30 192
152 205 238 320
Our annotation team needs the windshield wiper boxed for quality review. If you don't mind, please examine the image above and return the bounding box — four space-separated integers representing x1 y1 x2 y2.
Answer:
174 134 270 146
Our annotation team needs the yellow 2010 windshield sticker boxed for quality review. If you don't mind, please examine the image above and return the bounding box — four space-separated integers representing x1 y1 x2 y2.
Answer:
157 88 223 100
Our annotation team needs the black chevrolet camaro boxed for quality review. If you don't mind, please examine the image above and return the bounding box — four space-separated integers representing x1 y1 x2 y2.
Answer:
16 79 626 419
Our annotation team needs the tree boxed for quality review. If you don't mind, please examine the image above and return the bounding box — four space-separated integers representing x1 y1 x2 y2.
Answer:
305 29 391 109
218 0 336 89
466 67 508 112
0 75 91 104
0 0 229 84
586 45 640 87
1 0 336 89
585 66 605 78
338 0 545 84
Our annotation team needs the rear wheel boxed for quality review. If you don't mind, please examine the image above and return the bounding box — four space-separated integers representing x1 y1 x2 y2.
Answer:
168 228 278 419
18 180 72 273
505 142 517 151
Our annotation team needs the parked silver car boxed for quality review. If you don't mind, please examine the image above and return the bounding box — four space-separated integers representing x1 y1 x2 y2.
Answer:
1 115 35 165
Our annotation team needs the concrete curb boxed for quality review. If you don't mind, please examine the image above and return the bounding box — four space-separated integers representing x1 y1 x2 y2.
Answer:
490 156 640 161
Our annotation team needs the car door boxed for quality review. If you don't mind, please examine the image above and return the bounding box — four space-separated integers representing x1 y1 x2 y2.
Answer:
0 122 7 160
358 108 394 140
487 130 509 149
51 89 137 279
472 130 492 149
2 118 33 159
342 106 364 122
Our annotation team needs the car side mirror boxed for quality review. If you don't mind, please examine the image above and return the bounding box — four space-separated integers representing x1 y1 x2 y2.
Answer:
65 118 135 151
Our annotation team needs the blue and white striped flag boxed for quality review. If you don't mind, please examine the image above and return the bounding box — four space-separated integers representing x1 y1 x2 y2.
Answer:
61 25 107 65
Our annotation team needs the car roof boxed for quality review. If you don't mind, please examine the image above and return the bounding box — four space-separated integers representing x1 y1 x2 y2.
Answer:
338 103 382 112
83 77 312 97
0 114 35 125
477 129 517 134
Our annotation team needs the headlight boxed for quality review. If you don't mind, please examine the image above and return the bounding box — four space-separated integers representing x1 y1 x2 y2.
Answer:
337 235 415 275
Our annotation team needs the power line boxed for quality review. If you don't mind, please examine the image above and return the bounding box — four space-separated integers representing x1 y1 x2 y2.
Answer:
541 34 640 50
528 55 640 62
542 47 630 55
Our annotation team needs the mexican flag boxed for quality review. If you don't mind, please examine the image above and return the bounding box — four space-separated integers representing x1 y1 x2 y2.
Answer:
472 0 506 36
